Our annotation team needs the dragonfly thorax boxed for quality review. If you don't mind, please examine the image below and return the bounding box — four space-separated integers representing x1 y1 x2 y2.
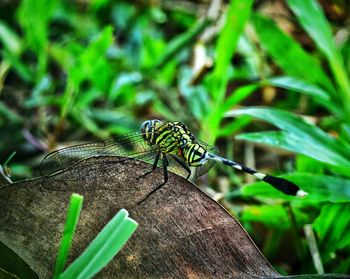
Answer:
141 120 208 166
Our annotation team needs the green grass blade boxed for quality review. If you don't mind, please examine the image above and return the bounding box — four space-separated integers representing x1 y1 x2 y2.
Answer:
0 101 23 123
236 131 350 169
218 116 251 137
264 76 330 101
241 204 307 230
17 0 57 79
239 173 350 202
313 203 350 255
0 21 22 55
303 224 324 274
3 152 16 167
252 14 335 96
221 84 259 114
205 0 253 142
61 26 114 120
212 0 254 102
287 0 337 59
263 76 339 115
53 193 84 279
59 209 138 279
227 107 350 168
287 0 350 119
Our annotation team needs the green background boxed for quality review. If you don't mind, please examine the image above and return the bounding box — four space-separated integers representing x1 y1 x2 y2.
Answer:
1 0 350 276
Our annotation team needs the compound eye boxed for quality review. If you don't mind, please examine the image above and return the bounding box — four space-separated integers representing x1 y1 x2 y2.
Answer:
140 119 163 143
152 119 162 127
140 119 162 133
140 120 152 135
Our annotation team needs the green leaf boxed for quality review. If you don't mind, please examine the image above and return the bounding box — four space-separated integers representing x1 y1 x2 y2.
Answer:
17 0 57 78
109 72 142 102
287 0 350 119
263 76 339 114
296 154 324 174
264 76 329 101
0 21 22 55
241 204 305 229
71 110 109 139
313 203 350 255
0 101 22 123
25 75 53 108
221 84 259 114
287 0 336 60
53 194 84 279
17 0 57 51
237 131 350 169
228 107 350 168
69 26 114 90
59 209 138 279
212 0 254 101
61 26 114 119
218 116 251 137
179 68 210 121
252 14 335 95
3 152 16 167
204 0 254 142
0 267 21 279
240 173 350 203
243 205 289 228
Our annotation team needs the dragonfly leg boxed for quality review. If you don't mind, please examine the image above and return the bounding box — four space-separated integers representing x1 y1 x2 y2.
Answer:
171 155 191 180
137 150 161 180
162 154 169 185
137 153 169 204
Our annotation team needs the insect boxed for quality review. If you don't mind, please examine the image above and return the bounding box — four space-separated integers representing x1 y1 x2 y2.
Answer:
40 120 307 201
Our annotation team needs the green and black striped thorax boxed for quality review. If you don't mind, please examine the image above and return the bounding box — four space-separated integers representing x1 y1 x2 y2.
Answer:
140 120 208 166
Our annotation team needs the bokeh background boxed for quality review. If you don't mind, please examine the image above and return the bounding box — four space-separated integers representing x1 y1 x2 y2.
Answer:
1 0 350 276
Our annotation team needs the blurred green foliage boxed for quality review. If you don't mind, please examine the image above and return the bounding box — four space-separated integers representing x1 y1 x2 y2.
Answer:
1 0 350 276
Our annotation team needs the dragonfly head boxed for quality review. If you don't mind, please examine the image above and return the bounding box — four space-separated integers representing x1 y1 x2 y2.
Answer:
140 119 163 144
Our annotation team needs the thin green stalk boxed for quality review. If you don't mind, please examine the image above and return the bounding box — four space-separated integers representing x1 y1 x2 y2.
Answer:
304 224 324 274
204 0 253 143
53 193 84 279
59 209 138 279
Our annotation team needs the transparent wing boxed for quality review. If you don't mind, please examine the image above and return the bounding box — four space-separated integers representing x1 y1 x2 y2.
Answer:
40 132 154 176
41 149 161 192
167 155 191 179
40 128 218 191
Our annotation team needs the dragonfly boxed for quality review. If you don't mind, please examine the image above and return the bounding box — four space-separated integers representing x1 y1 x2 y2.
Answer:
40 119 307 201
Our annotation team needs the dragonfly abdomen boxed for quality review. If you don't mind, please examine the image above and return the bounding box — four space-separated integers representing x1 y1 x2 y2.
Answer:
207 153 306 196
182 143 208 167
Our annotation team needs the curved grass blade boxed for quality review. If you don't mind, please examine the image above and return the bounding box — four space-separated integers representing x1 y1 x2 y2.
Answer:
287 0 350 114
303 224 324 274
252 13 335 96
264 76 330 101
263 76 339 116
238 173 350 202
236 131 350 170
53 193 83 279
59 209 138 279
227 107 350 169
313 203 350 255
